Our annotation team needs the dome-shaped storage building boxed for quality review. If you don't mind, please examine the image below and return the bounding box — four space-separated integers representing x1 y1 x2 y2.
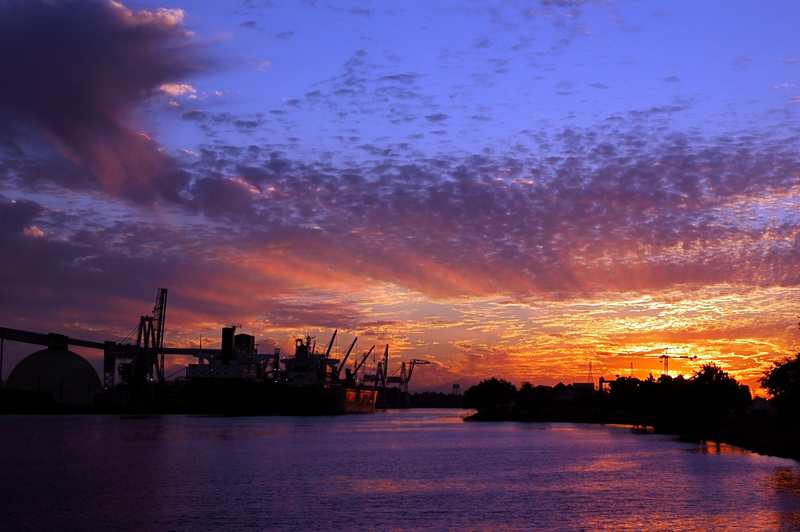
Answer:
6 348 102 405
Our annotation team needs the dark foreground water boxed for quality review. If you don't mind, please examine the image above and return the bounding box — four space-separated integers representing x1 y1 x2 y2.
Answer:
1 410 799 531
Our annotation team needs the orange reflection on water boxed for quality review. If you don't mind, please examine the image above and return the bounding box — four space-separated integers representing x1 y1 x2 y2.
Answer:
773 467 800 493
693 441 752 456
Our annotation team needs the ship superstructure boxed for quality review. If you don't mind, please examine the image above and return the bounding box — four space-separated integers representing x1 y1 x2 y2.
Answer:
176 326 378 414
186 327 279 381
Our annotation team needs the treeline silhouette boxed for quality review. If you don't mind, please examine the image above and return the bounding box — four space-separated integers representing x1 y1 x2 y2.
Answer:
464 360 800 460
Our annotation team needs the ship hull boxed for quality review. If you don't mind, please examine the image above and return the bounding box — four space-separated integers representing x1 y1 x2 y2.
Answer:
90 380 379 416
278 385 377 415
335 387 378 414
93 381 376 416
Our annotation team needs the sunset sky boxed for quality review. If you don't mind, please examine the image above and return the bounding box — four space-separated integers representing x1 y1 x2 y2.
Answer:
2 0 800 392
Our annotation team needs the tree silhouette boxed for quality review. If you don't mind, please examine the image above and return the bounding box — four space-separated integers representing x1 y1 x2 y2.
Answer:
516 381 552 413
760 354 800 418
463 377 517 412
602 364 750 432
689 363 751 421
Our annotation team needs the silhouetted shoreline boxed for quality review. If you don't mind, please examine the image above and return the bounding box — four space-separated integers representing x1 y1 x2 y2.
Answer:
465 409 800 462
462 364 800 462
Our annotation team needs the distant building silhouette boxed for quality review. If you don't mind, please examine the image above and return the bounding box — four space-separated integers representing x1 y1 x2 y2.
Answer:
6 348 102 405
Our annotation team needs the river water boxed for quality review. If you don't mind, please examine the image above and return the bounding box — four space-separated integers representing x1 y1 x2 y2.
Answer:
1 409 799 531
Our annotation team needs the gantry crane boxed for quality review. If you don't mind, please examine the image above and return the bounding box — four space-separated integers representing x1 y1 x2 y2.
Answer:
402 359 430 393
386 358 430 393
111 288 168 387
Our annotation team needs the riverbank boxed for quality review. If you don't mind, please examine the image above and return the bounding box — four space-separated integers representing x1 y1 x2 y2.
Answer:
466 409 800 462
688 416 800 462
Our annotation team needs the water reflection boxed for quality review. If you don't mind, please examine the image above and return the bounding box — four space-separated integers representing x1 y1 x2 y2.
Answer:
0 411 798 531
773 468 800 493
772 467 800 530
690 440 752 455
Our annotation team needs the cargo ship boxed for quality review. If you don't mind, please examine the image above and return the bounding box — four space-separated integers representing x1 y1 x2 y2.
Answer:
176 328 378 415
1 289 379 415
93 326 379 415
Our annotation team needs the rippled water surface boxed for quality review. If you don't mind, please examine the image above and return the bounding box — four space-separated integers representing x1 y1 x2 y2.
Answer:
1 410 799 531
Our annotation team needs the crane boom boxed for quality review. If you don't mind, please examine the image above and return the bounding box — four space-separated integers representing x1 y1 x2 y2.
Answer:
380 344 389 387
336 336 358 377
658 354 696 375
324 330 337 358
407 359 430 383
353 345 375 375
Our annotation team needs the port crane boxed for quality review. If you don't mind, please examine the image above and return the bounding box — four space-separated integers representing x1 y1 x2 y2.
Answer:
660 354 697 375
362 345 389 386
636 352 697 376
365 344 429 393
335 336 359 378
2 287 210 391
387 359 430 394
113 288 168 388
351 345 374 382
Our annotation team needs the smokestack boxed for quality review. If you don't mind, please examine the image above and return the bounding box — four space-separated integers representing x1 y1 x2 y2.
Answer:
221 327 235 364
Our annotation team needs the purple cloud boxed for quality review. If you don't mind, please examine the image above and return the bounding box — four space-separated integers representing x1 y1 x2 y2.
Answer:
0 0 209 202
